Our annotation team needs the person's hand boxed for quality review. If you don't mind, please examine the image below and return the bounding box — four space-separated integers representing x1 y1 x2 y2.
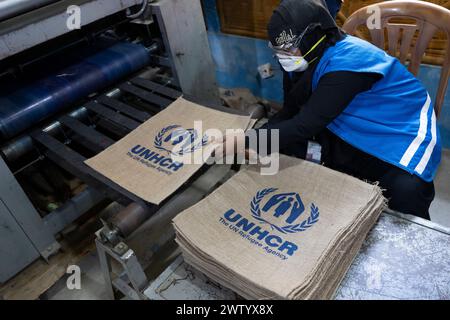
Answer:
212 131 249 163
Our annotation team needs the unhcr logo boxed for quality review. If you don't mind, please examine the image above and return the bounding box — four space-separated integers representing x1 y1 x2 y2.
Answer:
250 188 319 234
126 124 209 175
219 189 320 260
154 125 209 156
129 145 184 174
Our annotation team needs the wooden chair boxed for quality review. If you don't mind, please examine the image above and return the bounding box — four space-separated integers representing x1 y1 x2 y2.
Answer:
342 1 450 117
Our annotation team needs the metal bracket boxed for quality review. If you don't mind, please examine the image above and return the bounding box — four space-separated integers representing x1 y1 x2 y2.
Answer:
95 237 148 300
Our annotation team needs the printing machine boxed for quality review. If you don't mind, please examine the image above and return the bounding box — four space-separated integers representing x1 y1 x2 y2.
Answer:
0 0 224 285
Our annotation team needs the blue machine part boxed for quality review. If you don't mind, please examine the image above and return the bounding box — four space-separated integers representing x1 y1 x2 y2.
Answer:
0 42 150 140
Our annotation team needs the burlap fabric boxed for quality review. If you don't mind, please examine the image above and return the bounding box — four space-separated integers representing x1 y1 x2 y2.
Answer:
173 155 386 299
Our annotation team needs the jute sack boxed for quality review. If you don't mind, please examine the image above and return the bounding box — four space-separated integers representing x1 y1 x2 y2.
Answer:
85 97 250 204
173 155 385 299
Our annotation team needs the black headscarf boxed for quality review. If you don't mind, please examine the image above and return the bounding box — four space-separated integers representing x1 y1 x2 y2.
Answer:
324 0 343 19
267 0 345 112
268 0 343 58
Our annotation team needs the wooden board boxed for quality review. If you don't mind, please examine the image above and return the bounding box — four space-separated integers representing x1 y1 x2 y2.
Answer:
0 214 100 300
217 0 280 39
0 243 96 300
215 0 449 66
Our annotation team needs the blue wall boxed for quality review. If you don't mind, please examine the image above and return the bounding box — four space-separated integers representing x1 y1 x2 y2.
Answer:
208 33 284 103
203 0 283 103
202 0 450 148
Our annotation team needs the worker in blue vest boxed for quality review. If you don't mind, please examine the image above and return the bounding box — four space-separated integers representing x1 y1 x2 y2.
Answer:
246 0 441 219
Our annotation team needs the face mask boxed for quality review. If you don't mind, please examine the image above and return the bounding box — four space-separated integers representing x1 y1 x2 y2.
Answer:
276 35 327 73
276 54 309 72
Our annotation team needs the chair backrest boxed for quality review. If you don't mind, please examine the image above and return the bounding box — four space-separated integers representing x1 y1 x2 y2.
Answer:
342 1 450 117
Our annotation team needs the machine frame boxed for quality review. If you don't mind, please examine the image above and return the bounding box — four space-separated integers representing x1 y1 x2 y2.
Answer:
0 0 220 283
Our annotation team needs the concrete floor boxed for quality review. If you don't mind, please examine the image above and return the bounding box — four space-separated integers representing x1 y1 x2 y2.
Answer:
42 151 450 300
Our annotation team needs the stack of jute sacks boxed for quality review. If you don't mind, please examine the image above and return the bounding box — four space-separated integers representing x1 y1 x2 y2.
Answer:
173 155 386 299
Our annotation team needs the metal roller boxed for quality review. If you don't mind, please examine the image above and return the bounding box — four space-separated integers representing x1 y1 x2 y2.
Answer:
0 42 151 141
0 0 60 21
109 203 155 238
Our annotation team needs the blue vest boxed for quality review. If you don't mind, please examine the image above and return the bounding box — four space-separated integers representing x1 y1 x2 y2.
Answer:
312 35 441 182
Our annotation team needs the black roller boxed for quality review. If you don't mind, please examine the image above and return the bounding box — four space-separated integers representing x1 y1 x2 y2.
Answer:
0 42 150 141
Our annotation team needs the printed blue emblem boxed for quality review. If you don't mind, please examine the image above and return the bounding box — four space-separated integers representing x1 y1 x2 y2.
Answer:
250 188 320 234
154 125 208 156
